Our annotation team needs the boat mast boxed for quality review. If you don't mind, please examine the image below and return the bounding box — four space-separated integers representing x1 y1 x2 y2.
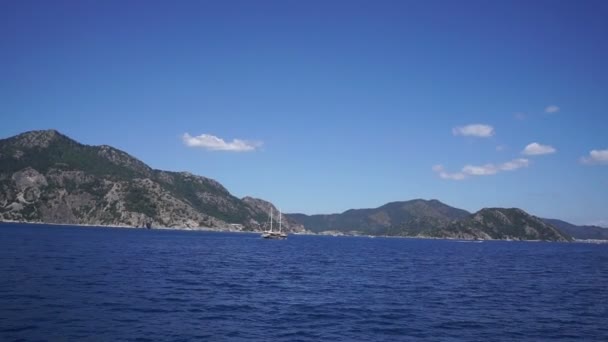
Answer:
270 207 273 232
279 208 282 233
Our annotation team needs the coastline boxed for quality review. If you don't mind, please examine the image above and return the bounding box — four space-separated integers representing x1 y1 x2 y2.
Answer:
2 220 604 243
0 219 254 233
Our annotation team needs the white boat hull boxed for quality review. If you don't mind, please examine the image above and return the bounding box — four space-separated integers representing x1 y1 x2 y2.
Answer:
262 231 287 239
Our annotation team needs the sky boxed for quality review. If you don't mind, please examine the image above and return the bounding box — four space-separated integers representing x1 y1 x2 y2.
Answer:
1 0 607 225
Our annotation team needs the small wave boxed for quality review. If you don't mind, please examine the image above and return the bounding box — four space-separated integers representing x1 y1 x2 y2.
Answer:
1 325 39 333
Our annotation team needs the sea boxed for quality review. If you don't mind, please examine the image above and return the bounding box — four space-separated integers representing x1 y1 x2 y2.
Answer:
1 223 607 341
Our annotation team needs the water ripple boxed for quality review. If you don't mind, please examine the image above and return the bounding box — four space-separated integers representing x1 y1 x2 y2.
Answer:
1 224 607 341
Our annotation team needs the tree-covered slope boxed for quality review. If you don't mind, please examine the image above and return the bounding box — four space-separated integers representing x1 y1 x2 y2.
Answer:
0 130 302 231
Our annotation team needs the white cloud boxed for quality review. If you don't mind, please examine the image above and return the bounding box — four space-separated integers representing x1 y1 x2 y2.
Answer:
462 164 498 176
545 105 560 113
433 159 529 180
496 145 507 152
182 133 261 152
522 142 556 156
580 149 608 165
432 165 466 180
499 158 530 171
452 124 495 138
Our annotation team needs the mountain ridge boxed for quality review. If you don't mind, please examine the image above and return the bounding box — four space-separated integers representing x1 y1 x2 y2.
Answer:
286 202 572 241
0 129 601 241
542 218 608 240
0 129 304 232
287 198 470 236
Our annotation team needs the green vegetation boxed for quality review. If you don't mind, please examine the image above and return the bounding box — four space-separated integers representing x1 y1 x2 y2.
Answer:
0 133 141 180
158 172 250 223
78 179 106 197
124 186 157 217
20 203 39 220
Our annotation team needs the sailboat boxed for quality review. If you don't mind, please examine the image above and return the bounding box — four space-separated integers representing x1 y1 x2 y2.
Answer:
261 207 287 239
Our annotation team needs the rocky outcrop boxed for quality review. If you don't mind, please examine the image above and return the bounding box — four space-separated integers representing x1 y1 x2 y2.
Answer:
429 208 572 241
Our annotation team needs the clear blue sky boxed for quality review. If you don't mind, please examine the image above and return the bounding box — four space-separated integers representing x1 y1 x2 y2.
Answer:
1 1 607 225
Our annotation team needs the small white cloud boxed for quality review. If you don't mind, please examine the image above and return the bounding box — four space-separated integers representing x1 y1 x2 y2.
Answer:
580 149 608 165
182 133 261 152
462 164 498 176
499 158 529 171
433 159 529 180
441 173 467 180
452 124 495 138
522 142 556 156
431 165 466 180
496 145 507 152
545 105 560 113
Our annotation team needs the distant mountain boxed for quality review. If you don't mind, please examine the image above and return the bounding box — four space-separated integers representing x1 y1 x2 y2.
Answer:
542 218 608 240
0 129 304 232
288 199 469 235
437 208 571 242
288 203 572 242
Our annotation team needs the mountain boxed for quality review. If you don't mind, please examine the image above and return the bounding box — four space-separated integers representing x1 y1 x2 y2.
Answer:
288 199 470 235
436 208 572 242
288 203 571 241
0 130 578 241
0 129 304 232
542 218 608 240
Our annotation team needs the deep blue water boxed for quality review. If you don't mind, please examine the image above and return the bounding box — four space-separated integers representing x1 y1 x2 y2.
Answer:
1 223 607 341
